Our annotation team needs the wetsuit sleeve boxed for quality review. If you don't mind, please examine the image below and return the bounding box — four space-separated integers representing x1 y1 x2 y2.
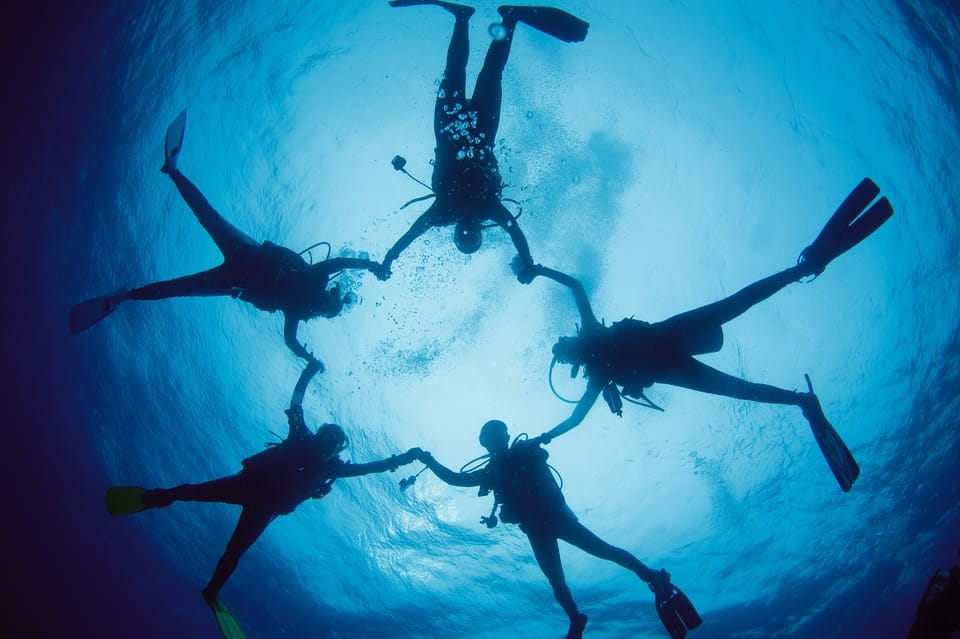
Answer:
489 203 533 280
540 378 604 442
285 360 322 441
531 265 601 328
283 313 323 369
421 453 483 488
335 448 422 478
319 257 382 275
381 208 438 275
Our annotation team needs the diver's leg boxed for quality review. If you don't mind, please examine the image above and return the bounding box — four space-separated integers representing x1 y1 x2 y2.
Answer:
145 474 250 508
558 519 657 583
126 265 234 301
433 6 471 149
656 356 804 406
669 265 805 328
527 529 582 621
203 507 273 603
167 170 258 259
470 19 517 141
381 203 442 275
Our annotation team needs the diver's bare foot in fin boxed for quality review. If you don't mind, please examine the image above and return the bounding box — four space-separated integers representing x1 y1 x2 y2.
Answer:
389 0 475 18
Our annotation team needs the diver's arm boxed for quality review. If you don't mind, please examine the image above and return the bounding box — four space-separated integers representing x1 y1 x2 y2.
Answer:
336 448 422 478
419 452 483 488
284 360 323 440
380 207 438 277
490 203 534 283
319 257 382 275
283 313 324 370
538 379 604 443
532 265 601 328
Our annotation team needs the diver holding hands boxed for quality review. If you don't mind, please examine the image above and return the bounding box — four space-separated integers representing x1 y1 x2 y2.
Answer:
378 1 589 284
409 419 702 639
530 178 894 492
104 360 421 638
70 110 381 368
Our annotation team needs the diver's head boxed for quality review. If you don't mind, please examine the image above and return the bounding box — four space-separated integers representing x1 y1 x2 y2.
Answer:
479 419 509 455
453 219 483 254
311 283 348 319
552 335 584 366
314 423 349 459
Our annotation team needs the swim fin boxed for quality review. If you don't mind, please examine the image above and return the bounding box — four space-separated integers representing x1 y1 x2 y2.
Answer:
161 109 187 174
388 0 475 17
104 486 151 515
798 178 894 277
497 6 589 43
650 570 703 639
209 598 247 639
801 374 860 492
68 291 127 334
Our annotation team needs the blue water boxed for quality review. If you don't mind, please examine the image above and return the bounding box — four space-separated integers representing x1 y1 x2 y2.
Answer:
7 1 960 637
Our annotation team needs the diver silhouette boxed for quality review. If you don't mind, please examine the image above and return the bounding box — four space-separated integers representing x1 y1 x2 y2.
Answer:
908 548 960 639
534 178 894 492
378 1 589 283
415 420 702 639
69 110 381 367
104 360 421 638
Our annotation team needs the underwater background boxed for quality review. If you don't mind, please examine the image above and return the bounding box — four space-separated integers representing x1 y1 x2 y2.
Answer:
5 0 959 637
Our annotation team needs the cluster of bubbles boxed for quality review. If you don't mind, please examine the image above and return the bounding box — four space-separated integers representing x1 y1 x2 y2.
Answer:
439 88 488 160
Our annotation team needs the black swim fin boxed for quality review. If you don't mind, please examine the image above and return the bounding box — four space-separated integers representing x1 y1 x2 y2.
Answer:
651 570 703 639
161 109 187 174
209 598 247 639
69 291 127 333
105 486 151 515
801 374 860 492
799 178 894 277
388 0 474 17
498 6 589 43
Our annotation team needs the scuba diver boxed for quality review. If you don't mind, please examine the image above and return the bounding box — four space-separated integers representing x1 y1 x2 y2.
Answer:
535 178 894 492
378 1 589 283
104 360 421 639
413 419 702 639
908 548 960 639
69 110 381 367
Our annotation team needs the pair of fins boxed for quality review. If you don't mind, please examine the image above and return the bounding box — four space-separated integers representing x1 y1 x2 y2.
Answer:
68 110 188 334
389 1 589 43
105 488 247 638
651 570 703 639
794 177 893 492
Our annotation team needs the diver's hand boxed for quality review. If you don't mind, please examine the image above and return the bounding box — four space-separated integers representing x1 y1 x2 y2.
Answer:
389 448 422 471
398 447 423 466
522 432 551 447
511 256 536 284
373 262 391 282
304 358 323 376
